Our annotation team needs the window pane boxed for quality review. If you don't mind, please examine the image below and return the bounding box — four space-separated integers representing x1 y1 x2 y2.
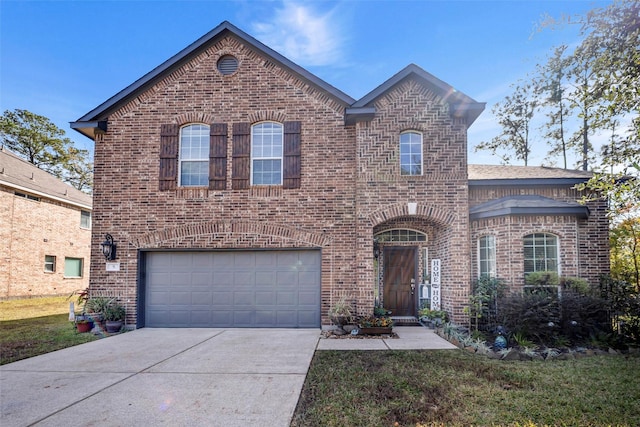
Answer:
44 255 56 273
523 233 558 274
80 211 91 229
64 258 83 277
252 123 283 185
180 161 209 186
400 132 422 176
180 124 210 186
253 159 282 185
479 236 496 277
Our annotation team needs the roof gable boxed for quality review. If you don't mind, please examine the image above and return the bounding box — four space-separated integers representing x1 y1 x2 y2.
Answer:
71 21 355 139
347 64 485 125
0 147 92 209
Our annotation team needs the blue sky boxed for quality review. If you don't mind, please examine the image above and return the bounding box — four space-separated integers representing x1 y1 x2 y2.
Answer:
0 0 610 165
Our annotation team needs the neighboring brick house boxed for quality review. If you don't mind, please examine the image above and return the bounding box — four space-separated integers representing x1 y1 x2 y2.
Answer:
71 21 608 328
0 147 92 298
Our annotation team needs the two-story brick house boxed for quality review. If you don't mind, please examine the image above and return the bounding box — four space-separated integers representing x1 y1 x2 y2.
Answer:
71 21 608 328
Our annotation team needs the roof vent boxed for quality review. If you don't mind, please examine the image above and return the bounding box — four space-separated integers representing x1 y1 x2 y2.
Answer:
217 55 238 76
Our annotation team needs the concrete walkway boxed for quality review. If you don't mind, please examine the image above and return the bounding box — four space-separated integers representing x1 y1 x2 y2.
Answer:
1 326 455 427
317 325 458 350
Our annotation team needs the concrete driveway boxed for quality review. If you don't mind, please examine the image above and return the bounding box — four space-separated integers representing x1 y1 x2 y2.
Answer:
0 328 319 427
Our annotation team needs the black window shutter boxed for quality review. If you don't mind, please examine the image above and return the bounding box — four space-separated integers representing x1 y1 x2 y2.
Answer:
283 121 301 189
209 123 228 190
159 124 179 191
232 123 250 190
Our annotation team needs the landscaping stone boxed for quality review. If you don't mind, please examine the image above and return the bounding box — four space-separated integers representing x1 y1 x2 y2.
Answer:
502 350 521 361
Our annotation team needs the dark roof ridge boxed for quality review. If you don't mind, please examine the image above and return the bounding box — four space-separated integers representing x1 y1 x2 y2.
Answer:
351 63 485 125
72 21 356 138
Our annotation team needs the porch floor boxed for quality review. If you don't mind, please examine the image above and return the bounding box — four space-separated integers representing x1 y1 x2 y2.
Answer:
391 316 420 325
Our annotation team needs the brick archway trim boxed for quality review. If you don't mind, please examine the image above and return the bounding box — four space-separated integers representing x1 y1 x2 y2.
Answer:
367 202 456 228
132 220 331 248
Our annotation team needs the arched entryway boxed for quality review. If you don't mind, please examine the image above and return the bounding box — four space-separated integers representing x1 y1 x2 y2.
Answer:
374 227 428 318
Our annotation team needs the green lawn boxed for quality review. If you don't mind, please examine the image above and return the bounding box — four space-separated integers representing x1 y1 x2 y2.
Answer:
0 296 98 365
292 350 640 427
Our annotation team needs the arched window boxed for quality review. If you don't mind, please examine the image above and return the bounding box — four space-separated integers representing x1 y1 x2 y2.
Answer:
523 233 559 274
251 122 283 185
179 124 209 186
375 229 427 243
400 131 423 176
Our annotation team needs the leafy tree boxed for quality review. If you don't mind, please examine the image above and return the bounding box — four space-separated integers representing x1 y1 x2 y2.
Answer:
543 0 639 213
0 109 92 192
610 217 640 291
535 45 572 168
475 81 538 165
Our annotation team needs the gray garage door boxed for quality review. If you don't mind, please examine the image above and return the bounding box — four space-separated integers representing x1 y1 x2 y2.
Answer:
144 250 321 328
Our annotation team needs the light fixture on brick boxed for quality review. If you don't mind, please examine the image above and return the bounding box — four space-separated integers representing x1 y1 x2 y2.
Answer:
100 233 117 261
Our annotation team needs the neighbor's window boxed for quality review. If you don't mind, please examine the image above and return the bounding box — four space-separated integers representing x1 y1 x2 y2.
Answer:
523 233 559 275
64 257 83 278
14 191 40 202
478 235 496 277
80 210 91 229
251 122 283 185
179 124 210 186
400 131 423 175
44 255 56 273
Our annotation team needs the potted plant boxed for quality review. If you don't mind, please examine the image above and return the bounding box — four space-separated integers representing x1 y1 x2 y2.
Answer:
328 297 353 327
419 308 449 327
103 301 126 333
68 288 93 332
85 296 114 324
357 315 394 335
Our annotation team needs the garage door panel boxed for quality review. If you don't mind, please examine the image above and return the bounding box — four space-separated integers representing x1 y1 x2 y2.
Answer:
255 291 276 305
191 292 212 305
145 250 320 327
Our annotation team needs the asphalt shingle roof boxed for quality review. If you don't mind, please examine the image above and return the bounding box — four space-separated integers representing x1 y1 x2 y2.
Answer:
0 147 92 209
468 164 593 181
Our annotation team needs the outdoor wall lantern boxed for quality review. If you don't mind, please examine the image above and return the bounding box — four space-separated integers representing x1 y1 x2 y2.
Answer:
100 233 117 261
373 238 380 259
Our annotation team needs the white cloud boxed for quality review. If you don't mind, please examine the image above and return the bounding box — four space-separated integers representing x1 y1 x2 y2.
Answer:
252 1 345 67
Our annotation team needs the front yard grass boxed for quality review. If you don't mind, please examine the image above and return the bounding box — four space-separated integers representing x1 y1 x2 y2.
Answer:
292 350 640 427
0 296 98 365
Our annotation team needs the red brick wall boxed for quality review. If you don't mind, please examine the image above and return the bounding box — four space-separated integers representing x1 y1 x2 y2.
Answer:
0 185 91 298
89 35 357 325
355 78 471 322
469 185 609 289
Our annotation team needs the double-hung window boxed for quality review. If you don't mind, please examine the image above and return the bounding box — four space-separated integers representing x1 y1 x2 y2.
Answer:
80 210 91 229
523 233 559 275
478 235 496 277
251 122 283 185
400 131 423 175
179 124 210 186
44 255 56 273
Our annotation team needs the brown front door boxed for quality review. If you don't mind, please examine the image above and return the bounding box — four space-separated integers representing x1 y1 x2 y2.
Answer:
383 247 417 316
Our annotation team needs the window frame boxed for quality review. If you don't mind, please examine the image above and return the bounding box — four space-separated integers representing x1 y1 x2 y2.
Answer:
44 255 56 273
251 121 284 186
523 232 560 275
478 235 497 278
399 131 423 176
375 228 427 243
63 257 84 278
178 123 210 187
80 210 91 229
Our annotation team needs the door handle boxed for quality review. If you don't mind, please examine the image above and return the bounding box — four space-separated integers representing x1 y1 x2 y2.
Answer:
410 279 415 295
